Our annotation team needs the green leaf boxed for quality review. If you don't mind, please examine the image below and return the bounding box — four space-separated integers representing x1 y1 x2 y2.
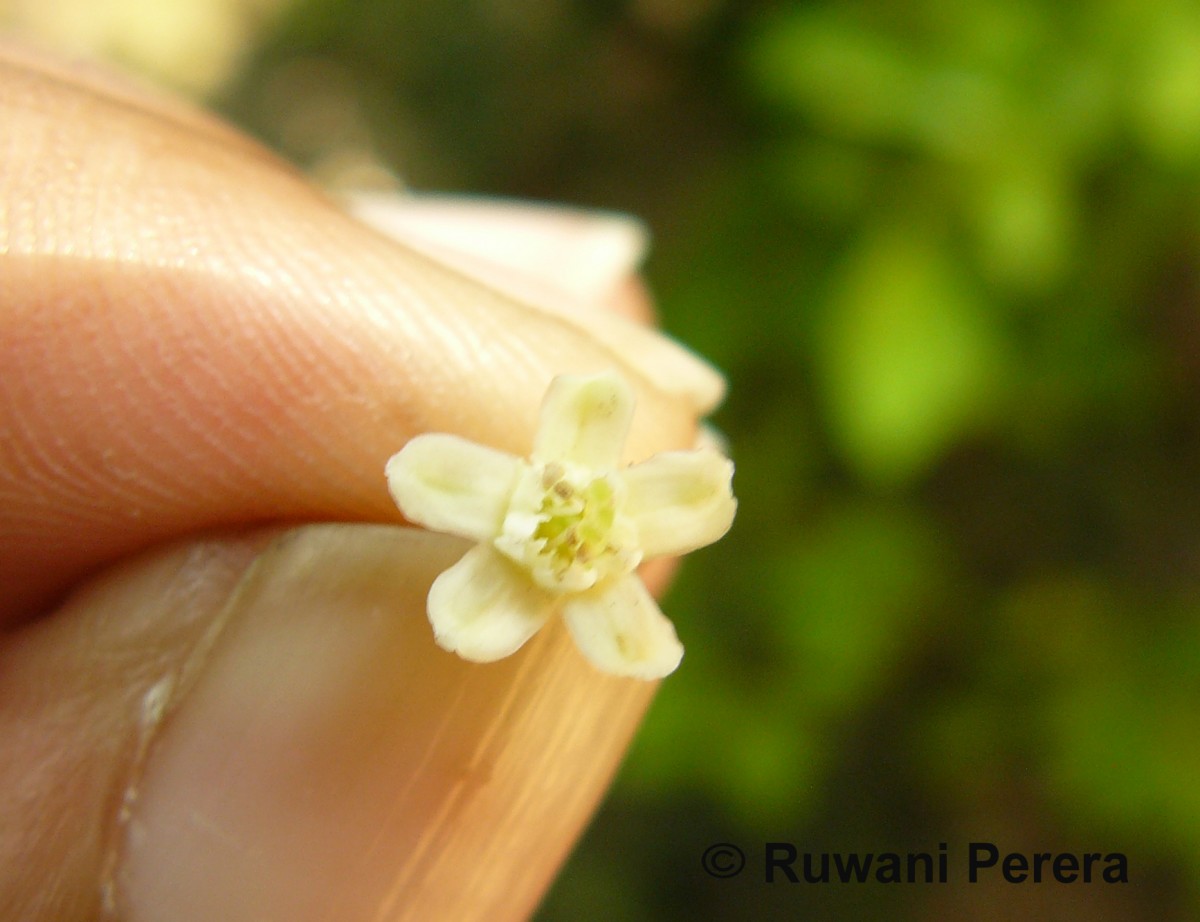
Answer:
817 226 1005 483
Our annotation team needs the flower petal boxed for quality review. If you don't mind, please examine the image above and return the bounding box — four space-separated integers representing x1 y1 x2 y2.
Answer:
386 434 522 541
623 449 736 557
532 371 634 470
562 576 683 679
427 544 557 661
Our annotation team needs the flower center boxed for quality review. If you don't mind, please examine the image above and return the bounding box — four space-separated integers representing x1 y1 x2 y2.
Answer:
495 461 641 593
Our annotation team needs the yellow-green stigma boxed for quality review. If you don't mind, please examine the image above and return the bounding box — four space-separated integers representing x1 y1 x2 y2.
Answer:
496 461 641 593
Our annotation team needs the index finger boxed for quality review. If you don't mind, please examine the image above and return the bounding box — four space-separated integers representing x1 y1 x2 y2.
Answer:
0 49 718 626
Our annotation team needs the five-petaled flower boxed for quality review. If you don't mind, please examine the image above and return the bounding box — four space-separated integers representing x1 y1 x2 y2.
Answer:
385 370 736 679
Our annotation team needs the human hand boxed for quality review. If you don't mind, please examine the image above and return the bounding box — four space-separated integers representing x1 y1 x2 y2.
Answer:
0 45 723 921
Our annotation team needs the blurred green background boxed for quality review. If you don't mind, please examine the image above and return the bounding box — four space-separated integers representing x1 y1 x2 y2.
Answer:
9 0 1200 917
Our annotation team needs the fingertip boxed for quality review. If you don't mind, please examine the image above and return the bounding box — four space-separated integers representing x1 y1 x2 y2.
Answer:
0 53 709 627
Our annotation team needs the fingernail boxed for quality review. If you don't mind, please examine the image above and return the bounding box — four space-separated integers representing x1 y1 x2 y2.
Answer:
577 310 728 415
694 421 730 455
112 523 656 922
347 193 648 303
347 194 727 414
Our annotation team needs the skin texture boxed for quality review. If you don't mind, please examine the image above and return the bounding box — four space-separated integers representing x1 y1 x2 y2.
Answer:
0 46 705 921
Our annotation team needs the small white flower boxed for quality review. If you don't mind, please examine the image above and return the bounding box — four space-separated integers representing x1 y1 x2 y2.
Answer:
385 371 736 679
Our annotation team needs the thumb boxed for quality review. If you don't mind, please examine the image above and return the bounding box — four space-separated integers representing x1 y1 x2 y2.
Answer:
1 523 654 921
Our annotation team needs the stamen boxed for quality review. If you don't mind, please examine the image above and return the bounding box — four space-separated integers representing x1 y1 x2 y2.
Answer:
541 462 565 489
496 461 640 593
